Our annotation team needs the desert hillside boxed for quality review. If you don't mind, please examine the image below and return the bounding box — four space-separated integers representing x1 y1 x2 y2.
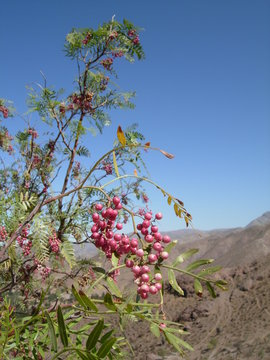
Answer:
122 212 270 359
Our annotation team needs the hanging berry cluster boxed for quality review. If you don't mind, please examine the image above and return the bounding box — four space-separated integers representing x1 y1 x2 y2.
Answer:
48 232 61 253
0 226 7 242
90 197 172 299
17 224 32 256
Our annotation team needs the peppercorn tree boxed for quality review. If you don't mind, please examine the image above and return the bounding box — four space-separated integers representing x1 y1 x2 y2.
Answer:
0 18 227 359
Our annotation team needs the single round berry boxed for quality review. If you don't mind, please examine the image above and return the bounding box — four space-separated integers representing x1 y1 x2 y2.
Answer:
132 265 141 275
144 212 152 220
116 223 123 230
125 259 134 268
153 242 162 251
114 233 122 242
155 212 163 220
130 238 138 248
141 265 150 273
162 235 171 244
140 292 148 299
160 251 169 260
113 196 120 206
155 282 162 291
154 232 162 241
148 254 157 263
137 223 142 231
92 213 100 223
142 220 151 228
145 234 154 243
115 202 122 210
141 228 149 236
95 203 103 211
141 273 149 282
151 225 158 233
149 285 158 294
154 273 162 281
136 249 144 258
159 323 166 330
140 284 150 293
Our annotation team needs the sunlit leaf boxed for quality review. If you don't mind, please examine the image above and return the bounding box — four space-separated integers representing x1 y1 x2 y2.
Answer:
117 126 126 146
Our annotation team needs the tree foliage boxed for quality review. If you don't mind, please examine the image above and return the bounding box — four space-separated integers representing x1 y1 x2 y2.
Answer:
0 18 226 359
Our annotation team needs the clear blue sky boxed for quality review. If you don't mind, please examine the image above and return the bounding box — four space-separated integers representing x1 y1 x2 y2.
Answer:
1 0 269 231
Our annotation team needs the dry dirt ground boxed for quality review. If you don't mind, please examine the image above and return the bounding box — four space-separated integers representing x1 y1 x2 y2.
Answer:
120 253 270 360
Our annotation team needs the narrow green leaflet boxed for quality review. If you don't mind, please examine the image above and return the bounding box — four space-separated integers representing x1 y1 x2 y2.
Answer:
168 269 184 296
106 276 122 298
86 319 104 351
198 265 222 276
194 279 203 296
206 281 216 298
57 305 68 347
173 249 199 267
79 290 98 312
163 240 177 254
103 293 117 311
75 350 89 360
44 311 57 352
164 331 193 354
186 259 214 272
111 253 119 268
150 323 160 338
97 337 117 358
100 329 114 343
72 285 87 308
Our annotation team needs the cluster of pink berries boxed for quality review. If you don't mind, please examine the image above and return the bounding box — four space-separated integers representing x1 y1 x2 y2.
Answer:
99 76 109 91
28 128 38 138
100 57 113 71
109 31 118 40
0 105 8 118
0 225 7 242
70 92 94 113
48 233 60 253
90 197 171 299
112 51 124 58
36 264 51 280
82 32 92 45
17 225 32 256
32 155 41 168
101 160 113 175
128 29 139 45
132 266 163 299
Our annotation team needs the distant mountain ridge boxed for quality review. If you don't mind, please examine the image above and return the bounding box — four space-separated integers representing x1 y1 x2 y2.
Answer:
74 211 270 267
